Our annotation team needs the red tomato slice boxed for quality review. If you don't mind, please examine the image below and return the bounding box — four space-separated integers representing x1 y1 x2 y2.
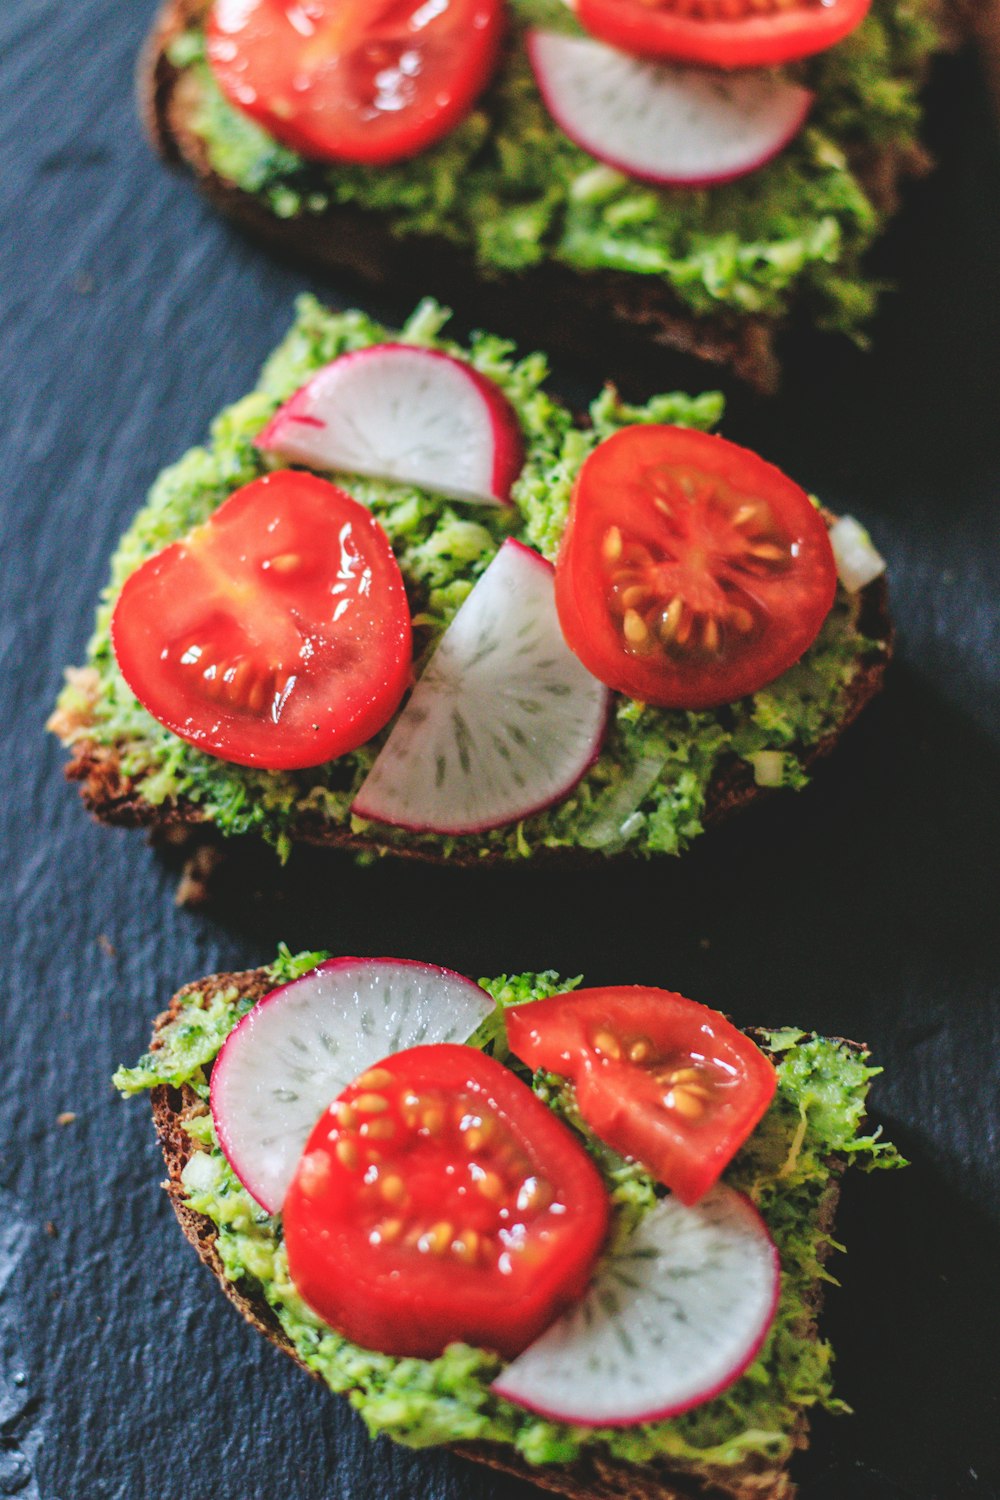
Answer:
283 1044 610 1359
572 0 872 69
506 988 777 1205
206 0 504 166
111 470 412 770
554 425 837 710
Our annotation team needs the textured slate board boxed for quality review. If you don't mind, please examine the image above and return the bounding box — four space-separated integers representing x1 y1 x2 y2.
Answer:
1 3 999 1498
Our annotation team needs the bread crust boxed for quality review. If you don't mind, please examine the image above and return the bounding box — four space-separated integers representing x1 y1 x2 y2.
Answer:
137 0 943 394
55 564 891 867
149 967 851 1500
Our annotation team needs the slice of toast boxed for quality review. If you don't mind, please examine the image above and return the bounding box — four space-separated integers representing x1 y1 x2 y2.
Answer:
49 299 892 868
54 561 891 867
145 966 855 1500
139 0 949 394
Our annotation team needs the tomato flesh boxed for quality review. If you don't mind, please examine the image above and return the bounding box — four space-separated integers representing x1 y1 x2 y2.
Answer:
111 470 412 770
206 0 504 165
573 0 872 69
283 1045 610 1359
554 425 837 710
506 988 777 1205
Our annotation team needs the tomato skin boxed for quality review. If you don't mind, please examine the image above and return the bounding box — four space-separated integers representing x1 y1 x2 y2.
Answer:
554 425 837 711
572 0 872 69
283 1044 610 1360
206 0 504 166
506 988 777 1205
111 470 412 771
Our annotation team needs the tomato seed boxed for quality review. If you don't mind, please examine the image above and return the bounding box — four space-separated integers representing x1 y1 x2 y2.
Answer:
623 609 648 646
665 1087 706 1120
267 552 301 574
592 1029 621 1059
452 1230 479 1264
751 543 786 563
418 1222 453 1256
356 1068 394 1090
659 595 684 642
516 1176 552 1213
476 1171 504 1201
380 1174 406 1204
373 1217 402 1244
354 1092 390 1114
667 1066 703 1086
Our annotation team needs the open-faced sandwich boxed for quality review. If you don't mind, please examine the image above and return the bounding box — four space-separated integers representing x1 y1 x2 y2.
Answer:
143 0 951 388
115 947 903 1498
50 298 890 865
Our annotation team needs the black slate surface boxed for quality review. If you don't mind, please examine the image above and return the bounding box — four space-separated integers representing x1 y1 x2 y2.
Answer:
2 3 999 1497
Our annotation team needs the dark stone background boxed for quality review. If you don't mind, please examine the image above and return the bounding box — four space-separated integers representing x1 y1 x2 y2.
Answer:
2 3 998 1496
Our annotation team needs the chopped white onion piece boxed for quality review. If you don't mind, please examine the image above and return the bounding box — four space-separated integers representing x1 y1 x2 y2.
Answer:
577 750 668 850
180 1151 223 1195
830 516 887 594
750 750 785 788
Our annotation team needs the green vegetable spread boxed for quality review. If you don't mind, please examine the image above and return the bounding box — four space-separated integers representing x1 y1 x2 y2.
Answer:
115 951 903 1479
167 0 939 335
55 297 883 861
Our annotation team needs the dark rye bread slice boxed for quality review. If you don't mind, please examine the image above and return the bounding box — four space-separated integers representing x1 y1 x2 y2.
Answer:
139 0 944 395
53 541 891 869
150 966 851 1500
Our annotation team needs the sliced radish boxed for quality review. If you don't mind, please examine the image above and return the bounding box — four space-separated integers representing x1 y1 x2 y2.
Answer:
352 538 610 835
528 30 813 188
210 957 494 1214
492 1185 780 1425
256 344 524 507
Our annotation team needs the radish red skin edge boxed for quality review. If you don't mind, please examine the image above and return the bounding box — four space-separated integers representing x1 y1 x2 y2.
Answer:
256 344 524 507
491 1186 781 1426
282 1043 612 1360
505 986 778 1204
210 957 495 1214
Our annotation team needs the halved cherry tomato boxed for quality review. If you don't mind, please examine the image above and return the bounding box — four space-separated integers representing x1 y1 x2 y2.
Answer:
506 988 777 1205
206 0 504 166
572 0 872 69
283 1044 610 1359
554 426 837 710
111 471 412 770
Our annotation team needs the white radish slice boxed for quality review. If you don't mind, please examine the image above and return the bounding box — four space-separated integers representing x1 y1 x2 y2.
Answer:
210 957 494 1214
492 1185 780 1426
528 29 813 187
352 538 610 835
256 343 524 507
829 515 887 594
